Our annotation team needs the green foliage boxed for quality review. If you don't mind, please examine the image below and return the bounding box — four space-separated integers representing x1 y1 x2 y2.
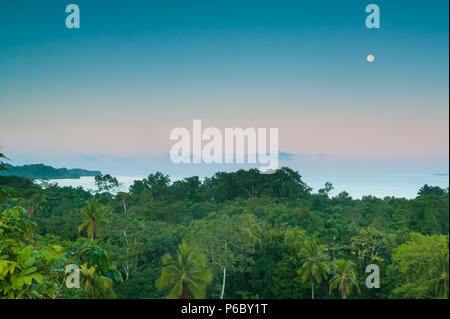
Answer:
418 184 448 197
95 174 119 194
78 198 109 240
76 245 122 298
429 250 449 299
156 241 211 299
390 233 448 298
329 259 360 299
297 237 330 299
0 206 63 299
1 161 448 299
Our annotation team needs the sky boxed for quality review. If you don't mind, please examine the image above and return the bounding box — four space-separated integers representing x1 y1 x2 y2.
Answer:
0 0 448 178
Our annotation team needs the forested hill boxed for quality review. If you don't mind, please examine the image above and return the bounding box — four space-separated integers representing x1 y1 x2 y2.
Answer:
0 163 102 179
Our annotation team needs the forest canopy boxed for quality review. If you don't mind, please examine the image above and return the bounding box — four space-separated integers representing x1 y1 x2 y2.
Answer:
0 163 448 299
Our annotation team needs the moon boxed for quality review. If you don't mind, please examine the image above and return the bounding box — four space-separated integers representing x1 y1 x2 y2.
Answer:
367 54 375 62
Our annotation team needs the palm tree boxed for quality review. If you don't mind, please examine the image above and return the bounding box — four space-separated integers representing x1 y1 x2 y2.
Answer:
78 198 108 240
329 259 361 299
156 241 212 299
242 214 262 248
430 251 449 298
297 237 329 299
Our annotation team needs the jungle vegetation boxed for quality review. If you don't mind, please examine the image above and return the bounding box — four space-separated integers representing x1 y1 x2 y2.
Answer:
0 152 448 299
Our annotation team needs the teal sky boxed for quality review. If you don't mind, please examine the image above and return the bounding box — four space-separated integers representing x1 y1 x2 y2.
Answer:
0 0 448 177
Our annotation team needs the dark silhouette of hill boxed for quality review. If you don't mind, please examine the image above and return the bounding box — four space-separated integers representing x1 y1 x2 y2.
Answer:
0 163 102 179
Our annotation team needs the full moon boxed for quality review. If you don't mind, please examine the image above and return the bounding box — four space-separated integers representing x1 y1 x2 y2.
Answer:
367 54 375 62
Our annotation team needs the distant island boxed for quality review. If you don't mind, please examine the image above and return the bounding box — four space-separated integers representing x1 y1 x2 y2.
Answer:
0 163 102 179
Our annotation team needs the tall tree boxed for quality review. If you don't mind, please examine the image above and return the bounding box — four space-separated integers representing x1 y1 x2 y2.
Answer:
95 174 120 194
186 214 254 299
429 250 449 299
78 198 108 240
329 259 360 299
241 213 262 248
156 241 211 299
297 237 329 299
